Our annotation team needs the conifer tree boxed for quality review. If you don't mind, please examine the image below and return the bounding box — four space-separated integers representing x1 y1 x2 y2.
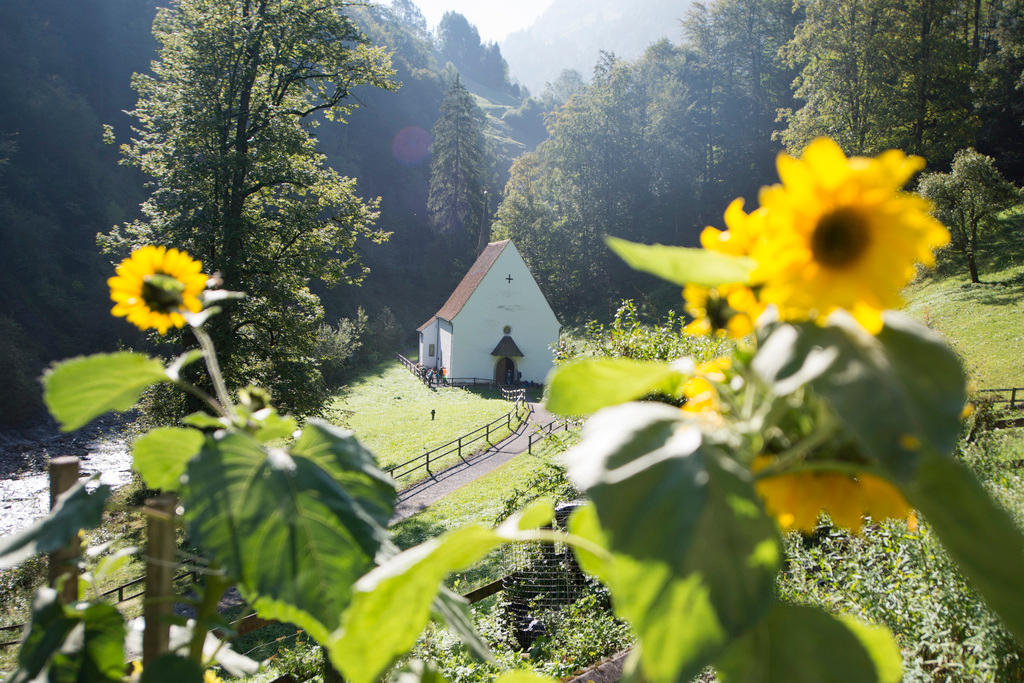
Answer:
427 75 487 245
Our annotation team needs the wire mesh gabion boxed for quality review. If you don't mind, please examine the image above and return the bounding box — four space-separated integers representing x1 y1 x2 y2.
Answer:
501 500 589 649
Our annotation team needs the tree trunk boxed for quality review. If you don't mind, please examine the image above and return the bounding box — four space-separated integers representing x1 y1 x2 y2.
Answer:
968 221 980 283
967 249 980 283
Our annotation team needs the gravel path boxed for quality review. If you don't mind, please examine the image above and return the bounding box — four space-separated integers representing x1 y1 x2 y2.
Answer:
390 401 556 524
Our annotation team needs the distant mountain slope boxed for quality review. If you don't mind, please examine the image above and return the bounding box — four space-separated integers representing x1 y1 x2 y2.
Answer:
501 0 695 93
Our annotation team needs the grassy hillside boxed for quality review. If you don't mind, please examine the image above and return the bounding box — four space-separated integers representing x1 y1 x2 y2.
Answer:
903 205 1024 389
323 360 516 471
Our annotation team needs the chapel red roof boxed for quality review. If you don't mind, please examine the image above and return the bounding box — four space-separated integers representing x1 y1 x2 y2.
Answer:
417 240 510 331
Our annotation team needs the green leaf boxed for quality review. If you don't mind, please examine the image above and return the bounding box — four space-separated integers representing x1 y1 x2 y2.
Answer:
329 525 504 683
290 419 396 528
327 509 557 683
133 427 205 491
0 481 110 569
715 604 901 682
753 311 966 480
182 430 392 643
433 588 494 664
513 498 555 530
11 589 125 683
545 358 687 416
607 236 755 287
564 402 779 682
139 654 204 683
253 410 298 443
43 352 169 431
91 547 138 588
166 350 204 382
839 615 904 683
495 673 559 683
182 411 226 429
907 455 1024 644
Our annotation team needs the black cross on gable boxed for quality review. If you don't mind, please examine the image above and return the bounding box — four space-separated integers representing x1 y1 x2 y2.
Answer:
505 274 514 284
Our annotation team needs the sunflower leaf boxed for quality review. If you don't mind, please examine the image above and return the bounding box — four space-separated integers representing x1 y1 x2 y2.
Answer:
182 429 393 643
564 403 780 682
0 480 110 570
545 358 688 416
607 236 755 287
752 311 965 480
132 426 205 491
43 352 169 431
715 604 901 682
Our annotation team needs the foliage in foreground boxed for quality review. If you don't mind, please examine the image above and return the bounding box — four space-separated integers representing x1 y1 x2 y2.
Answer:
7 138 1024 683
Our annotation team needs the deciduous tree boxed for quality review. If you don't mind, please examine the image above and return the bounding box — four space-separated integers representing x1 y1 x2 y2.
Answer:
918 147 1021 282
100 0 395 415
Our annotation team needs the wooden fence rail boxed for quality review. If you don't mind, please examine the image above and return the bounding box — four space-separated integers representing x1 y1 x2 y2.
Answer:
0 569 200 648
978 387 1024 409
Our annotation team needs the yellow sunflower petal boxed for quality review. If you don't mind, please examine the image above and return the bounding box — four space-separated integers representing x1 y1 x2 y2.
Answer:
109 246 208 333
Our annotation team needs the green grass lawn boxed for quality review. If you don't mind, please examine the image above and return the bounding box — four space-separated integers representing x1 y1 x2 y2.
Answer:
323 360 520 472
903 206 1024 389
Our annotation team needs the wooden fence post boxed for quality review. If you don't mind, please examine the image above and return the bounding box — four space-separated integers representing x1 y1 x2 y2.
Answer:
1013 388 1018 409
48 456 81 604
143 494 177 665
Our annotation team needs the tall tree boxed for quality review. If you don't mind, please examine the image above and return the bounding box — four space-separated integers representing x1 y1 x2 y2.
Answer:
100 0 395 415
781 0 975 163
918 148 1021 282
427 75 488 249
976 0 1024 182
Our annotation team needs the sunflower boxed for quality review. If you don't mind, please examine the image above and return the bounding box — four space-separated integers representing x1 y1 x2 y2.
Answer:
752 456 912 533
680 357 731 415
108 246 207 333
751 138 949 334
683 199 765 337
683 283 760 338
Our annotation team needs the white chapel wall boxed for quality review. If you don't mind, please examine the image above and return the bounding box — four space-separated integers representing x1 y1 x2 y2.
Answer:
438 319 453 375
418 319 439 368
450 243 560 383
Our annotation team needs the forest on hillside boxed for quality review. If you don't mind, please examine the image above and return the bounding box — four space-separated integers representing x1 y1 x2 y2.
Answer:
1 0 1022 426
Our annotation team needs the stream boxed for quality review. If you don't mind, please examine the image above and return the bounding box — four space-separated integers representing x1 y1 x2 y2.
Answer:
0 416 133 537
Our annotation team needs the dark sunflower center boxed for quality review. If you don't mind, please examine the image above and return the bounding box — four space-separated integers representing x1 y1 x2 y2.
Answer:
141 273 186 313
811 208 870 268
705 291 735 331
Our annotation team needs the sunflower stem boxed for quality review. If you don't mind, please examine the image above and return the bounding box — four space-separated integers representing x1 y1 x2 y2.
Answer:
191 325 235 418
754 421 840 478
174 379 229 419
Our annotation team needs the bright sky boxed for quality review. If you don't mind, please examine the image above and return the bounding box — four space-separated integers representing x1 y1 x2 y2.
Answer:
407 0 556 43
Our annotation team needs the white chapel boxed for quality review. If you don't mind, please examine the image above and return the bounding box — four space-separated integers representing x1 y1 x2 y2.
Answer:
417 240 561 385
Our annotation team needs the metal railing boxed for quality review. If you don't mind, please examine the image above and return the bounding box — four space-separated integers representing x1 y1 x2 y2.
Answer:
386 399 530 481
526 417 582 454
397 354 529 391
